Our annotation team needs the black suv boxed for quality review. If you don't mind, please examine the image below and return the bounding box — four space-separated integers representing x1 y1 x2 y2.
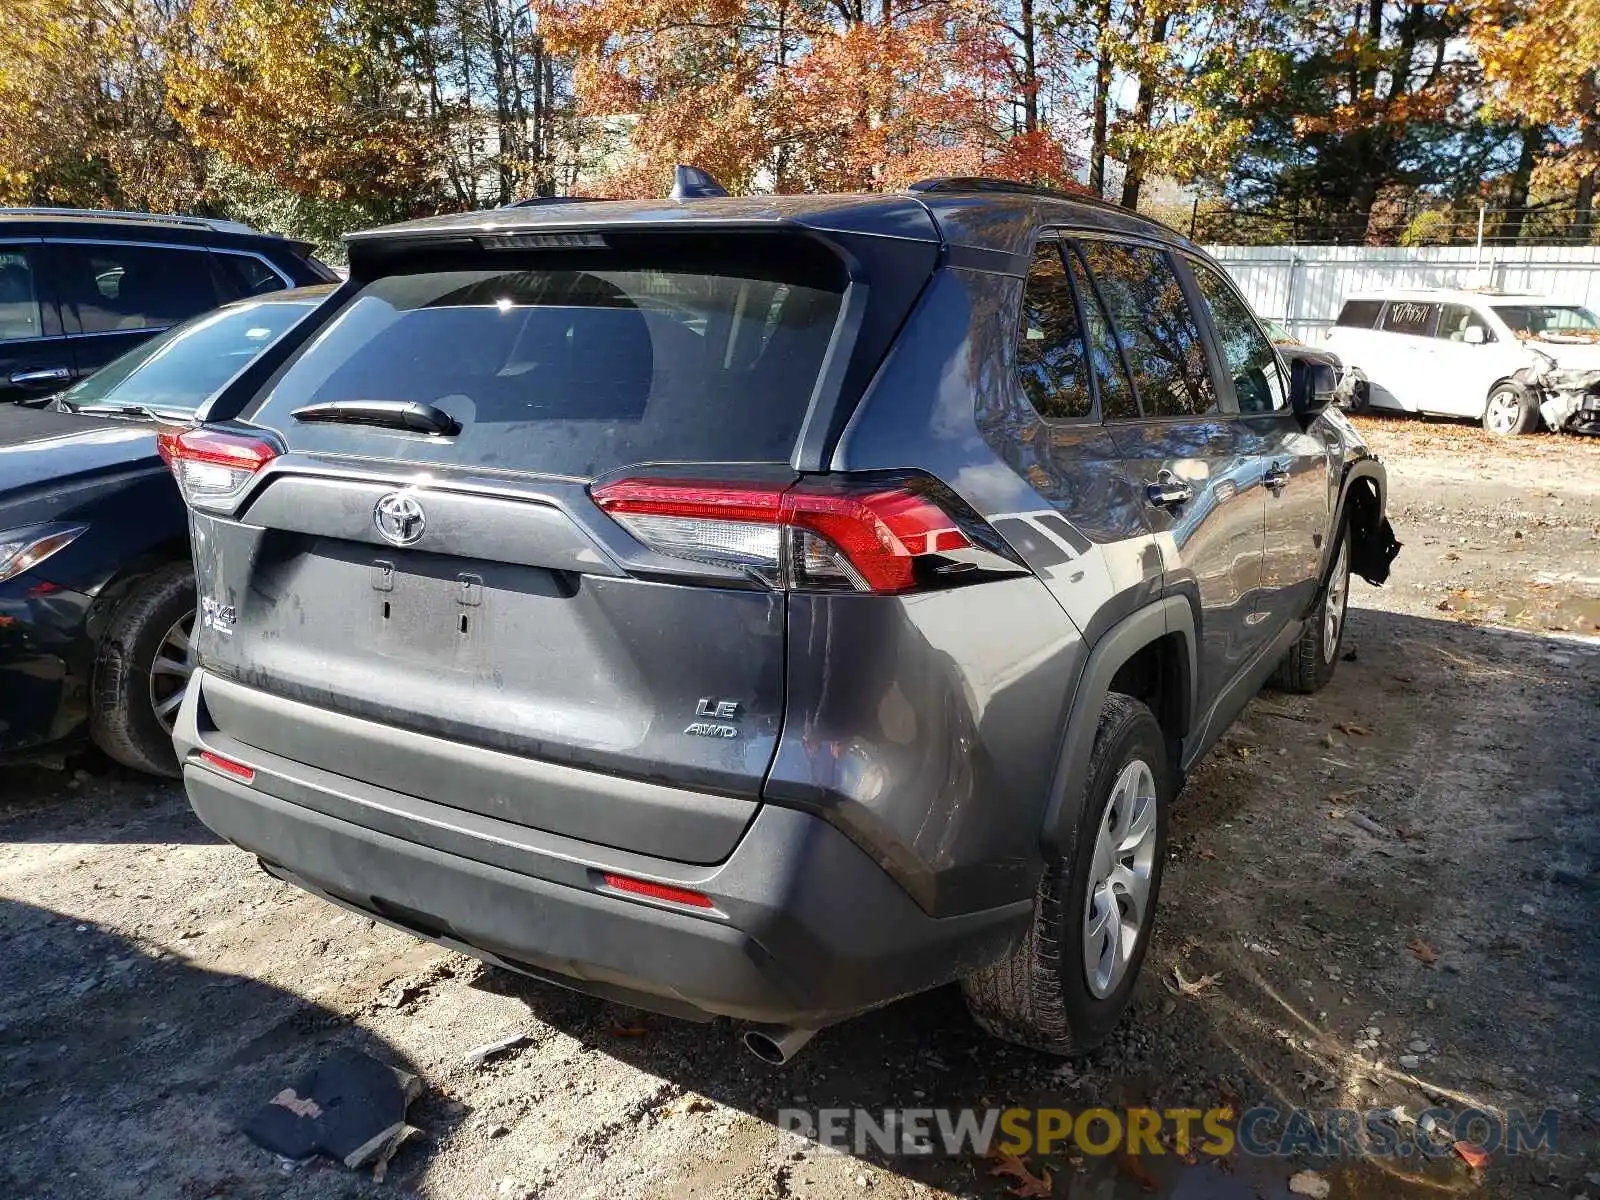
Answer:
0 207 334 404
165 179 1399 1062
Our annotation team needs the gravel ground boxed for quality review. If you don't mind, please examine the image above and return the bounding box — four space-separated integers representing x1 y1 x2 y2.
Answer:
2 414 1597 1200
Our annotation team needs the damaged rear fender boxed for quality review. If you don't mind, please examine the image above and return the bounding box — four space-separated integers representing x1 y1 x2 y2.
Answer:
1341 471 1401 587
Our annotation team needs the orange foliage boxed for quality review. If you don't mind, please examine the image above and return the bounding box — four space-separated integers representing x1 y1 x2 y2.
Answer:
532 0 1079 194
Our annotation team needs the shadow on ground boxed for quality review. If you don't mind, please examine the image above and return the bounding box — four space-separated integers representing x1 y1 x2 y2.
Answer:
0 750 220 846
480 607 1600 1198
0 894 461 1199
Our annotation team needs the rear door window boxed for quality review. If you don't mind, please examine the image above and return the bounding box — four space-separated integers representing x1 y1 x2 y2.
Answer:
54 242 225 333
1379 300 1440 338
1015 243 1093 421
1063 243 1139 420
1077 239 1217 418
246 238 847 477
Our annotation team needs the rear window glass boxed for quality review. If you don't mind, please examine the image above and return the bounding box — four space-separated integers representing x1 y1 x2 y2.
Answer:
246 239 846 477
1336 300 1383 328
62 299 315 417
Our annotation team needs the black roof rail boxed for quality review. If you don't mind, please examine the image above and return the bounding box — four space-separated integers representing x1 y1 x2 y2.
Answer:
0 205 260 235
500 195 614 208
671 165 730 200
906 176 1183 236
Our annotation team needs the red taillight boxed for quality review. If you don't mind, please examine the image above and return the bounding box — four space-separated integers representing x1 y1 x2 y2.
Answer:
198 750 255 784
601 873 714 909
591 478 971 594
158 428 278 511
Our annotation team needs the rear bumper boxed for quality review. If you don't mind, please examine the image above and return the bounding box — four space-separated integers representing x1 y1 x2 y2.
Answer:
175 670 1029 1027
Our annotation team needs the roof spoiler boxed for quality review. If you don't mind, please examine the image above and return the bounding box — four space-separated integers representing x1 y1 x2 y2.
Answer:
671 165 729 201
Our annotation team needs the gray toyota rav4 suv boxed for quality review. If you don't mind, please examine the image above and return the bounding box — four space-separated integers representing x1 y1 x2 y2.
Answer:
164 177 1399 1062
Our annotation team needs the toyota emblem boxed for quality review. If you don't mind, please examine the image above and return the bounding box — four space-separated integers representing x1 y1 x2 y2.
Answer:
373 491 426 546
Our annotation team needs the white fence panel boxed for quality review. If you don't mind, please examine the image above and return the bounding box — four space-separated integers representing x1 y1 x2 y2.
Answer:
1203 244 1600 342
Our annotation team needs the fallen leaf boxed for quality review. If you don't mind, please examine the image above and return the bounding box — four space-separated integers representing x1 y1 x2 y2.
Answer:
1335 722 1372 736
1119 1152 1159 1192
1288 1168 1332 1198
1233 744 1254 759
988 1151 1053 1197
1199 848 1216 860
1406 938 1440 965
1453 1140 1491 1169
606 1023 648 1038
1165 966 1223 996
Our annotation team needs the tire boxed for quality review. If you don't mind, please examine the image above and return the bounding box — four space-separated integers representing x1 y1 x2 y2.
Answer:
961 693 1171 1055
90 563 196 777
1269 523 1350 694
1483 382 1540 435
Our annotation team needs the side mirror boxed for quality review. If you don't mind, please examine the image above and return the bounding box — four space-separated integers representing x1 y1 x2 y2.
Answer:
1289 359 1336 426
1463 325 1486 345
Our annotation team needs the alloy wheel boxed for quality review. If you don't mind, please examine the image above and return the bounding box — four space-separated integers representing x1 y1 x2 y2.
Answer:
1322 537 1350 664
148 610 196 733
1486 390 1520 434
1083 759 1159 998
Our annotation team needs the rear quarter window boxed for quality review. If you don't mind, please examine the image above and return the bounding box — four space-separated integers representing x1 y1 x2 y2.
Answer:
1335 300 1383 328
244 236 847 477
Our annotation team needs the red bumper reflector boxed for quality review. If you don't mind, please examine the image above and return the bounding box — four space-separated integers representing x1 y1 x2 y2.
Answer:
199 751 255 784
601 873 714 909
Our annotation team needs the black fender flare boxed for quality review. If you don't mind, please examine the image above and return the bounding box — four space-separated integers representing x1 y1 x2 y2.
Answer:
1039 595 1196 860
82 542 193 645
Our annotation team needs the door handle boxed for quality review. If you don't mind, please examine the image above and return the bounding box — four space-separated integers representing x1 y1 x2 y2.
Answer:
1264 464 1290 493
1145 476 1193 510
9 366 72 389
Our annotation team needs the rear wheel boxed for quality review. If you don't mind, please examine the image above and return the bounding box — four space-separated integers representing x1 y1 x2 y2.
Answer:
961 693 1170 1055
1270 524 1349 694
90 564 196 777
1483 382 1539 435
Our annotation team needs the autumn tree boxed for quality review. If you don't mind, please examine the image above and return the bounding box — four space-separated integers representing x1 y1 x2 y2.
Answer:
1217 1 1502 242
532 0 1081 195
1470 0 1600 239
1105 0 1281 208
0 0 208 210
167 0 443 215
399 0 583 207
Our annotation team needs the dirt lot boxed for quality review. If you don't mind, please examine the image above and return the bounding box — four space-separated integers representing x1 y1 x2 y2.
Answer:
3 415 1598 1200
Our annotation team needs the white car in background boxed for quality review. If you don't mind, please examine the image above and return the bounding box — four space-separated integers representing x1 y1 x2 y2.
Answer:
1324 288 1600 435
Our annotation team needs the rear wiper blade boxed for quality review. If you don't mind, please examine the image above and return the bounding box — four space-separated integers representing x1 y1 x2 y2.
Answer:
72 402 189 424
290 399 460 436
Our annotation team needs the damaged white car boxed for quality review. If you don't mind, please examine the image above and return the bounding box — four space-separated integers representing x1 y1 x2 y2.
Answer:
1325 288 1600 436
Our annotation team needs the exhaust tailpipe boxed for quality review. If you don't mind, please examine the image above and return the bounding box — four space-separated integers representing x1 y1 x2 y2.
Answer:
742 1024 817 1065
